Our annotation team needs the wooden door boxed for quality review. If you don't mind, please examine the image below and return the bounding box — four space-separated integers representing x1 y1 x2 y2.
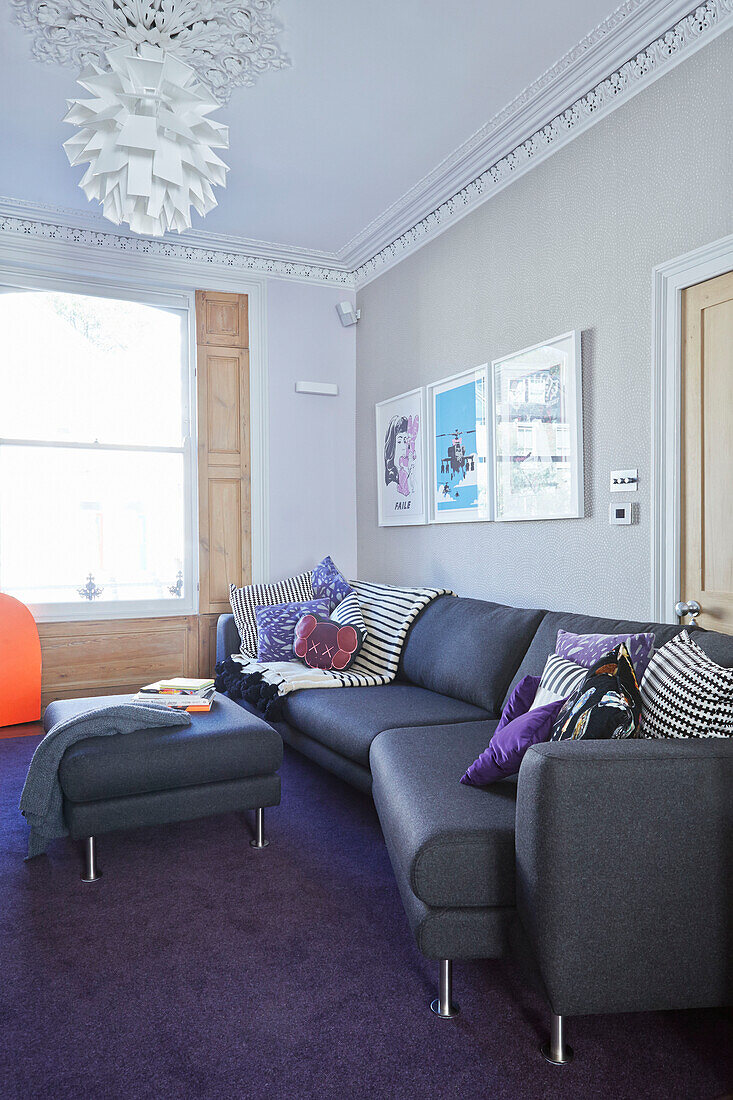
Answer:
680 270 733 633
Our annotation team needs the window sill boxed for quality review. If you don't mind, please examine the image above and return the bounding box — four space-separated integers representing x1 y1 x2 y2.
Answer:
28 601 199 624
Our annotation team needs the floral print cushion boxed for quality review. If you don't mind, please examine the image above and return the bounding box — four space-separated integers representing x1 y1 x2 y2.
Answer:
555 628 655 679
255 599 331 663
550 643 643 741
311 556 353 611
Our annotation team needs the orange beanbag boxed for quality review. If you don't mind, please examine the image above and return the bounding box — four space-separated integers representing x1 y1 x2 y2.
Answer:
0 593 41 726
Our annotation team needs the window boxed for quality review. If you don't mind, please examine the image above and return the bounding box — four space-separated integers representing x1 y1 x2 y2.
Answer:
0 282 196 620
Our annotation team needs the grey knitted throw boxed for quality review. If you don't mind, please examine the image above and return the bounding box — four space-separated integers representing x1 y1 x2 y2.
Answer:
20 703 191 859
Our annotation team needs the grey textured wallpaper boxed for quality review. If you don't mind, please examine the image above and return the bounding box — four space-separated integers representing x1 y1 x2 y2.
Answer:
355 31 733 620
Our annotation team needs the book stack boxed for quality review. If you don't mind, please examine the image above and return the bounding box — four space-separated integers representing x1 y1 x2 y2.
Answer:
134 677 216 712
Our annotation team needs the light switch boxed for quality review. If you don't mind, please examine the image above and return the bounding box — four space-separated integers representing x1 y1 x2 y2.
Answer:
610 468 638 492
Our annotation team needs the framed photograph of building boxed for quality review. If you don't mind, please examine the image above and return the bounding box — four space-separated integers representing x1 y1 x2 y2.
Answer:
375 387 427 526
427 365 491 524
491 331 583 522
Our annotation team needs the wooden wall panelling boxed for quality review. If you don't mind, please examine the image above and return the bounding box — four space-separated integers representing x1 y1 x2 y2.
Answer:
38 616 198 711
197 613 220 678
196 290 248 349
196 290 251 616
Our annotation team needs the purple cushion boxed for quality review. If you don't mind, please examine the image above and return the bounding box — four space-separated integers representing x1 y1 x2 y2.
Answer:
497 674 540 731
312 556 353 610
460 698 564 787
556 628 655 679
256 598 330 662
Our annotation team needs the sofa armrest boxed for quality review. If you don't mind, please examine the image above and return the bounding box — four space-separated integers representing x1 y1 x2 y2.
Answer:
216 614 240 666
515 738 733 1017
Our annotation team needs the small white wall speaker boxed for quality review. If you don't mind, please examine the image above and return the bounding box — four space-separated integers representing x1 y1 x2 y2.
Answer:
336 301 360 327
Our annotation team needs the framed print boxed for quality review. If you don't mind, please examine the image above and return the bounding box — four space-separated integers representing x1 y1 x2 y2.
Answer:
375 387 427 526
491 330 583 522
427 365 490 523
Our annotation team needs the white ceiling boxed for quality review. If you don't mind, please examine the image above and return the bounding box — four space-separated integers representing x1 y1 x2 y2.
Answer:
0 1 676 259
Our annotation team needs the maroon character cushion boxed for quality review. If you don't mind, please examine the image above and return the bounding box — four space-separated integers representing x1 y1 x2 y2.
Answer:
294 614 360 671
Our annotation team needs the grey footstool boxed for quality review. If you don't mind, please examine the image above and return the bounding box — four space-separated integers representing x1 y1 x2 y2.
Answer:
42 692 282 881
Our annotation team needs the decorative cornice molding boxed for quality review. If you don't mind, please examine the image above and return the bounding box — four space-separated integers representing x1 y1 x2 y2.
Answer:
2 1 729 289
0 195 347 268
0 198 356 287
351 0 733 285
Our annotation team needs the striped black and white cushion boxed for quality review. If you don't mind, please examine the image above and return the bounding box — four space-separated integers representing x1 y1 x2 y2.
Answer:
640 631 733 739
530 653 588 710
229 571 314 657
332 580 444 687
330 591 367 641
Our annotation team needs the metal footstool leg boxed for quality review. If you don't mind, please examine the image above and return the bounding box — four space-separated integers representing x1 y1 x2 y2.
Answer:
81 836 102 883
541 1013 573 1065
430 959 460 1018
249 807 269 849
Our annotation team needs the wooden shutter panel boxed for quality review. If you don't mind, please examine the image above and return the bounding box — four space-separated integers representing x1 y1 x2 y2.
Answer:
196 291 251 618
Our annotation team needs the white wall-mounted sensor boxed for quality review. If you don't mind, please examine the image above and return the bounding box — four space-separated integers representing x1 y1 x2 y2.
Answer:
609 502 633 525
336 301 360 327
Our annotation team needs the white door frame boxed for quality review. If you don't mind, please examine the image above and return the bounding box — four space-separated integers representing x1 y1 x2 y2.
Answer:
651 233 733 622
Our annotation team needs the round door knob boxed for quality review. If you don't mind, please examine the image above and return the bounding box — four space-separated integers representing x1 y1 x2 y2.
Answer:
675 600 702 625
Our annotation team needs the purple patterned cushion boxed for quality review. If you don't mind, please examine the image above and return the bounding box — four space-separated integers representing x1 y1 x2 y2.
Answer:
460 698 565 787
311 556 353 610
497 675 540 731
556 628 655 679
255 599 330 663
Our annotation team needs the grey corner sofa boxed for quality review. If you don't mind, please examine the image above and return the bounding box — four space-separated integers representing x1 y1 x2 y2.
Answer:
216 595 733 1062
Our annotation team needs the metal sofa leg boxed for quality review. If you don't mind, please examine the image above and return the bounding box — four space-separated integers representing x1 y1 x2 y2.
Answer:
249 807 269 849
430 959 460 1018
81 836 102 883
541 1013 573 1065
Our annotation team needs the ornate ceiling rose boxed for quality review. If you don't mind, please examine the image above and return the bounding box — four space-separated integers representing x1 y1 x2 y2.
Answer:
14 0 289 234
12 0 289 102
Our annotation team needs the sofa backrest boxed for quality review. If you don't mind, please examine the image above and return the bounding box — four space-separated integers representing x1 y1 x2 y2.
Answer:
399 595 545 715
502 608 733 709
217 614 241 664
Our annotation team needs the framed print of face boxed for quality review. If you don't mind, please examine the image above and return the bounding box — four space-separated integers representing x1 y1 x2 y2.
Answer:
375 387 427 526
427 365 491 524
491 331 583 522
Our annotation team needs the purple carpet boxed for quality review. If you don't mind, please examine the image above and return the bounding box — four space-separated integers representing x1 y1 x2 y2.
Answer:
1 734 731 1100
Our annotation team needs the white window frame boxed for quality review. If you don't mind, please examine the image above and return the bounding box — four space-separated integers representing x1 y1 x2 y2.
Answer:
0 271 199 622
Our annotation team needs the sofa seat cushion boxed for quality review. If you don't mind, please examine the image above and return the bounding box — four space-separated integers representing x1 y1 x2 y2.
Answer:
281 684 490 768
43 693 283 803
370 722 518 908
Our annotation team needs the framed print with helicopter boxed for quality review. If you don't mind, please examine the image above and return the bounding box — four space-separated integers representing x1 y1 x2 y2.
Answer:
427 365 491 524
375 387 427 526
491 331 583 522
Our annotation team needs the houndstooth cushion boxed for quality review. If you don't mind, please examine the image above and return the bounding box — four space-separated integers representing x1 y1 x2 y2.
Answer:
229 571 314 658
640 631 733 739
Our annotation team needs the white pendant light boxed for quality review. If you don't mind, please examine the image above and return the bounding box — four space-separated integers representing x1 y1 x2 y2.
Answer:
63 42 229 236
